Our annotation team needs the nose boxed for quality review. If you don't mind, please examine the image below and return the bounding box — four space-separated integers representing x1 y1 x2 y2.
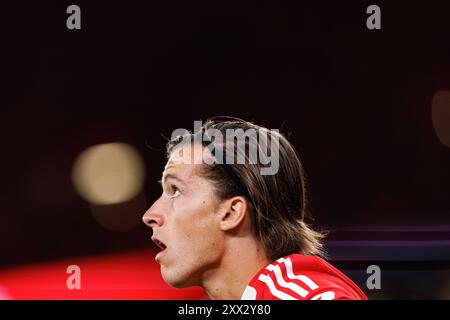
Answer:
142 196 165 228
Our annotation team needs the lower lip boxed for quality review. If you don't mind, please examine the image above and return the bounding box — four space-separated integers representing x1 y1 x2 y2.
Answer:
155 249 167 262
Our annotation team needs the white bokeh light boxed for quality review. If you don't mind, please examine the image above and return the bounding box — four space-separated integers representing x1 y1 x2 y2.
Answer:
72 143 146 205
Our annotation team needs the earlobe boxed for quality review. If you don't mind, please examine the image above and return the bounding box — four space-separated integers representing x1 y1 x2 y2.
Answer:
219 196 248 231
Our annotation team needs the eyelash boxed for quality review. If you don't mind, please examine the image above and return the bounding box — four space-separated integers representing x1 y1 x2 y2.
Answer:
158 180 181 199
168 185 181 199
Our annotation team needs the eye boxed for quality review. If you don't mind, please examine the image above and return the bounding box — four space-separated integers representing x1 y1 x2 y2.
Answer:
168 184 181 199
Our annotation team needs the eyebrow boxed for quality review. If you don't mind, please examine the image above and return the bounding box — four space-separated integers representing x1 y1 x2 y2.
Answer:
160 173 186 186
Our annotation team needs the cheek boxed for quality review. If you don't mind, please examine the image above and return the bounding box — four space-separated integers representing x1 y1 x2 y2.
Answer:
172 198 219 249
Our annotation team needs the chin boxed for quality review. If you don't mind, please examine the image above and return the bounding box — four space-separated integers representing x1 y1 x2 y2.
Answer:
161 267 200 289
162 270 190 288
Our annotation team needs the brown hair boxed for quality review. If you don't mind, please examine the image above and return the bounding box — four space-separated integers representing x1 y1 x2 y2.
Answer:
166 116 326 261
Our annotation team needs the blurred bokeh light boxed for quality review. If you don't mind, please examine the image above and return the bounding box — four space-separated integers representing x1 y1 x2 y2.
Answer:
71 143 146 205
432 90 450 148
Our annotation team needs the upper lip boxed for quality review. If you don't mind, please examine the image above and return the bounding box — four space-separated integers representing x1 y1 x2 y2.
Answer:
151 235 167 251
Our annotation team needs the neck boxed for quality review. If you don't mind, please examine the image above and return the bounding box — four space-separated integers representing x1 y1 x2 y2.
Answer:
200 237 270 300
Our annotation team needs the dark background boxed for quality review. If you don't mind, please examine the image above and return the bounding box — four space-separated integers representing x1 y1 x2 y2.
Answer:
1 1 449 299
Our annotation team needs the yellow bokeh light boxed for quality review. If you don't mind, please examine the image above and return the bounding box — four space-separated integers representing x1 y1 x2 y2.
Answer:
72 143 146 205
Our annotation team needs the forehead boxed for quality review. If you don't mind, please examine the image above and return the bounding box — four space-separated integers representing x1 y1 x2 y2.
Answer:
163 143 210 179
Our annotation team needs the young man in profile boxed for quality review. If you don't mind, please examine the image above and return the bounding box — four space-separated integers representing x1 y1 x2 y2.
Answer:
142 117 367 300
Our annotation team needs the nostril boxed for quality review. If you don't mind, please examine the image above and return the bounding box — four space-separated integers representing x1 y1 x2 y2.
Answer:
142 216 159 228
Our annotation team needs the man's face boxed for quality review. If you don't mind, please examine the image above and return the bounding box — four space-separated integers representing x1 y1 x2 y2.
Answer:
142 144 225 287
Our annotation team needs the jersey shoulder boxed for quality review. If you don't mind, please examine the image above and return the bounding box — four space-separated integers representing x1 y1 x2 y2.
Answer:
241 254 368 300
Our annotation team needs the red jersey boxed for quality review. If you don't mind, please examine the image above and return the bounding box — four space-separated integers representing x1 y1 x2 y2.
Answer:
241 254 368 300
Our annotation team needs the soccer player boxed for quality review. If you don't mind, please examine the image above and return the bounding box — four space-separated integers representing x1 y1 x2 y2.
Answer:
142 117 368 300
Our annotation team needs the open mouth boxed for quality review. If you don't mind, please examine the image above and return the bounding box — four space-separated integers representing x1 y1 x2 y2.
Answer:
152 237 167 252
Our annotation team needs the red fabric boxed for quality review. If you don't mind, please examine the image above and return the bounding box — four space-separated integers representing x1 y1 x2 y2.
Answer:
242 254 368 300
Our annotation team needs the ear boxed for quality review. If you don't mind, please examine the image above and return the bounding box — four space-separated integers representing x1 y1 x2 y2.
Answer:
219 196 249 231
